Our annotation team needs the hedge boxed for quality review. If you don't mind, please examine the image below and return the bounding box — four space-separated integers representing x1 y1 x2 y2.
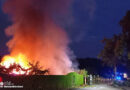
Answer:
0 72 84 89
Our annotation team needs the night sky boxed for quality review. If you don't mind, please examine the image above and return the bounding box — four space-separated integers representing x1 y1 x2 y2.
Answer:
0 0 130 58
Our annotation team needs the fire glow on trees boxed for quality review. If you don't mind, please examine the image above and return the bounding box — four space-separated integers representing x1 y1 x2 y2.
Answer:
0 53 32 75
1 53 30 69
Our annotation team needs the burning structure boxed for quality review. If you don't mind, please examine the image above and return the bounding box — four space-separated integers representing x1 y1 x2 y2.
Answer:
0 0 75 75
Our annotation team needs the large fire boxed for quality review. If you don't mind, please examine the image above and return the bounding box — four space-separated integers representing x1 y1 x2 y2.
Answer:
1 0 75 75
0 53 32 75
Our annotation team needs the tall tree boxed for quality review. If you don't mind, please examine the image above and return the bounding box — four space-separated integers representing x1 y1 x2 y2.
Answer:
120 10 130 73
98 35 123 77
120 10 130 58
99 11 130 77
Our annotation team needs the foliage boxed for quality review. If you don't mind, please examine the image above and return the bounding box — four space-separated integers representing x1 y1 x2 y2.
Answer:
119 10 130 73
120 10 130 58
99 10 130 69
98 11 130 77
98 35 124 67
68 72 84 87
78 69 88 77
0 72 84 89
29 61 49 75
0 63 31 74
0 61 49 75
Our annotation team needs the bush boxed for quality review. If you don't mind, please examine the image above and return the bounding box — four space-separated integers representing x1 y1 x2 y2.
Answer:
1 72 84 89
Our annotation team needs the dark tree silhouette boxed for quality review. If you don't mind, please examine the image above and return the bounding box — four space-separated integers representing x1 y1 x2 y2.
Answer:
0 61 49 75
98 35 124 77
120 10 130 73
99 11 130 77
120 10 130 58
29 61 49 75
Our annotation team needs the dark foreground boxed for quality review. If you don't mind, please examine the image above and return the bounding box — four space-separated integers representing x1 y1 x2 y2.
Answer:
71 84 130 90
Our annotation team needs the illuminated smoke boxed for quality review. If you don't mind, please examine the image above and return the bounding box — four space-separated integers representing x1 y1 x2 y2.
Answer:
3 0 74 75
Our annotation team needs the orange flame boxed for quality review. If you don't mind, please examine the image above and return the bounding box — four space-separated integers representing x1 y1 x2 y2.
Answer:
0 53 31 75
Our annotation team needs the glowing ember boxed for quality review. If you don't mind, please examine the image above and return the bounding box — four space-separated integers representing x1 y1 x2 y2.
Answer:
0 53 31 75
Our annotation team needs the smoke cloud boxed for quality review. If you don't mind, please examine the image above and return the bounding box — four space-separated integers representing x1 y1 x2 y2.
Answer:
3 0 74 75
